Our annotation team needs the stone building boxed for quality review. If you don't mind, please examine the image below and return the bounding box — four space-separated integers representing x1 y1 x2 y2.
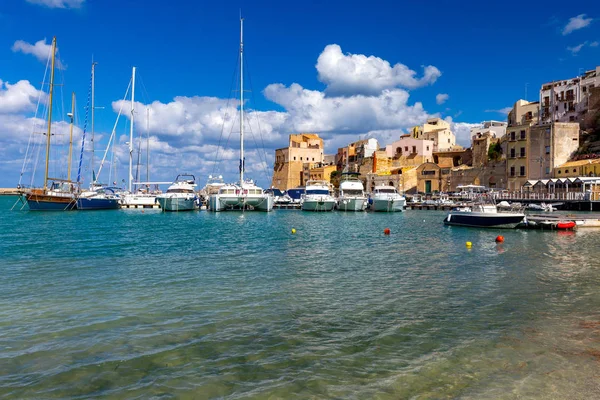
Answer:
527 123 580 180
412 118 457 151
554 159 600 178
385 134 434 163
470 121 507 167
272 134 324 190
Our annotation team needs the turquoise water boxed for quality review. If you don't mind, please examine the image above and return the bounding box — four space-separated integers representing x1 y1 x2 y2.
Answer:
1 196 600 399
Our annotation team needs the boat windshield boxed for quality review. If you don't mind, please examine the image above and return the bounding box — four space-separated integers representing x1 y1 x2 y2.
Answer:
219 188 237 194
342 189 363 196
167 188 194 193
306 189 329 195
377 188 397 194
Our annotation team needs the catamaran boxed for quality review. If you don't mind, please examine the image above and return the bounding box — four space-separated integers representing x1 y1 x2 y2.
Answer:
208 18 273 212
24 37 78 211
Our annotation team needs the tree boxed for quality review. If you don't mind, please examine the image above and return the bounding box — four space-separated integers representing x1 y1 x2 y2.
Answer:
488 142 502 162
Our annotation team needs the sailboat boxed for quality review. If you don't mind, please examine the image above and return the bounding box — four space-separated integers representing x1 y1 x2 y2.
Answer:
25 37 78 211
208 18 273 212
76 61 120 210
119 67 162 208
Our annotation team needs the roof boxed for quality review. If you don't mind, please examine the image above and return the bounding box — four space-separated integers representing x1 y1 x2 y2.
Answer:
556 159 599 168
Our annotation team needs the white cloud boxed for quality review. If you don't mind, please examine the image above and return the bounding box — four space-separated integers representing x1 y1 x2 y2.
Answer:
12 38 65 70
567 42 586 55
316 44 441 96
590 41 599 47
485 107 512 115
0 79 46 114
562 14 593 35
444 117 481 148
436 93 449 105
26 0 84 8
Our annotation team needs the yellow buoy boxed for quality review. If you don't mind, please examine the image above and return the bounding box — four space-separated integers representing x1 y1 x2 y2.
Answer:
291 228 296 234
466 241 472 248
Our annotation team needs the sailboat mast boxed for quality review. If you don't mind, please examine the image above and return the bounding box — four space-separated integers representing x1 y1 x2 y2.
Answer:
129 66 136 192
239 17 244 185
67 91 75 181
91 61 97 184
43 37 57 191
146 106 150 184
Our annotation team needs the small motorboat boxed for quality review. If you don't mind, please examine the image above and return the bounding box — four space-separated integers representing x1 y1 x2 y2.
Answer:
444 201 525 228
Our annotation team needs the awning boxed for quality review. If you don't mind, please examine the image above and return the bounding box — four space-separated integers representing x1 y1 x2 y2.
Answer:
523 180 537 187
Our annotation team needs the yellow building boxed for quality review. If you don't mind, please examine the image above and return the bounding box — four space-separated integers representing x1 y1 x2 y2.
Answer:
505 124 530 190
554 159 600 178
272 134 324 190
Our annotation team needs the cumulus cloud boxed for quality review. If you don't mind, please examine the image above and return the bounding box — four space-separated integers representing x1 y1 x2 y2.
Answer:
567 42 587 55
12 38 65 70
26 0 84 8
444 117 481 148
562 14 593 35
0 79 47 114
436 93 449 105
316 44 441 96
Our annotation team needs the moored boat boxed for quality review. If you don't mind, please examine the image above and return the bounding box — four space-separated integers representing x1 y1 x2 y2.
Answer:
337 173 367 212
301 180 336 212
444 203 525 228
371 185 406 212
156 174 198 212
77 187 120 210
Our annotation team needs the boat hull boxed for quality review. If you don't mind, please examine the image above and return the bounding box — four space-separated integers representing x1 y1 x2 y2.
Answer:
120 194 157 207
337 197 367 211
301 197 336 212
156 196 197 212
444 212 525 228
26 193 76 211
372 197 406 212
209 194 273 212
76 197 120 210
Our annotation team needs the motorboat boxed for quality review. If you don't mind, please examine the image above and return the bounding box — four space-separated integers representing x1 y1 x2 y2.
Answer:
444 202 525 228
301 180 336 211
371 185 406 212
156 174 198 212
337 173 367 211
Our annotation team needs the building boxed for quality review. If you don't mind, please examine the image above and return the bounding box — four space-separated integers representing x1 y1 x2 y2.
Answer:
365 166 418 194
272 134 324 190
539 66 600 124
470 121 507 167
385 134 434 165
412 118 457 151
304 163 337 183
448 161 507 192
416 162 446 193
554 159 600 178
527 123 580 180
507 100 539 126
336 138 379 171
505 125 530 190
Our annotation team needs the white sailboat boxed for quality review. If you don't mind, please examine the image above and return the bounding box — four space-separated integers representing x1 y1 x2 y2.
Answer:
156 174 198 211
371 185 406 212
208 18 273 212
337 172 368 211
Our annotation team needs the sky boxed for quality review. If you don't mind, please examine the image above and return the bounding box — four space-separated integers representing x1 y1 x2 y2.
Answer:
1 0 599 189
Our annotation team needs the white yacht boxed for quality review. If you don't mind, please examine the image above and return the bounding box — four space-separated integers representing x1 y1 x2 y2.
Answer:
208 18 273 212
337 173 368 211
156 174 198 212
371 185 406 212
301 180 336 211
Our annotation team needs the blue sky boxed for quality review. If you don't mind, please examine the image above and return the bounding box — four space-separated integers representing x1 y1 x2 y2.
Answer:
0 0 598 188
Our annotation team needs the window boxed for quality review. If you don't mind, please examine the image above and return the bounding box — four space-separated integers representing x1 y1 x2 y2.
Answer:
412 146 417 153
300 157 303 161
520 166 525 176
520 130 526 139
569 116 576 122
448 139 451 143
312 158 314 161
583 86 587 93
520 147 525 157
426 146 430 151
404 146 408 152
545 146 550 154
422 170 436 176
545 167 550 174
293 156 296 160
558 170 561 174
396 147 402 155
573 168 577 173
510 148 515 158
510 166 515 177
510 132 516 141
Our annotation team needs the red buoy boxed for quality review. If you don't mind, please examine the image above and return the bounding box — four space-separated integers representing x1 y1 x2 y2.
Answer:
495 235 504 243
556 221 576 230
384 228 391 235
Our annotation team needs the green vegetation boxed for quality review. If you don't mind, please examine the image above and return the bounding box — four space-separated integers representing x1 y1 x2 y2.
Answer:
487 142 502 162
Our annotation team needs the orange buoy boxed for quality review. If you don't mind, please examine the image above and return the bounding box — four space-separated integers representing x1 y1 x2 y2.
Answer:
495 235 504 243
556 221 576 230
384 228 391 235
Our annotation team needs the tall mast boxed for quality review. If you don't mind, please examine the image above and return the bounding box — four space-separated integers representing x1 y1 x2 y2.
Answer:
43 37 57 190
67 91 75 181
129 66 136 192
146 106 150 183
91 61 97 184
239 17 244 185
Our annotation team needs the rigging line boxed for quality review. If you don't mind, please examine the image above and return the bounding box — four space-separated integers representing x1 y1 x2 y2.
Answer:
96 79 131 182
20 49 52 186
76 67 94 184
243 54 272 183
212 49 241 177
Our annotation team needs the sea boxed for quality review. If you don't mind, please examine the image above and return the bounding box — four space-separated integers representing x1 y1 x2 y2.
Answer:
1 195 600 399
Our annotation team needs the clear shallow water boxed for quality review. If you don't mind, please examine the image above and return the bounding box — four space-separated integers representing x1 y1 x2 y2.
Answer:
1 196 600 399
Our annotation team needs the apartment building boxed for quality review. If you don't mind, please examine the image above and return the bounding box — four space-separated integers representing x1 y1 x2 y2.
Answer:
271 134 324 190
